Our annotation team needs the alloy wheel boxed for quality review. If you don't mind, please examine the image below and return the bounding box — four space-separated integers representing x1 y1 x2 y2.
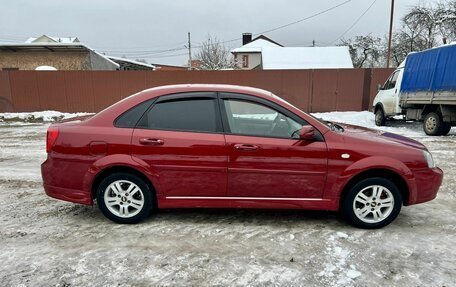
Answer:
104 180 145 218
353 185 394 224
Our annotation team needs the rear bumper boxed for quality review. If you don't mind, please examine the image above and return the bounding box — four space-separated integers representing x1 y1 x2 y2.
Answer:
41 158 93 206
410 167 443 205
43 183 93 205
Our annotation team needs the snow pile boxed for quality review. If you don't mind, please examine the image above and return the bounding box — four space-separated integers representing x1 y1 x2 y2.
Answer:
311 111 427 138
0 111 93 122
311 111 376 129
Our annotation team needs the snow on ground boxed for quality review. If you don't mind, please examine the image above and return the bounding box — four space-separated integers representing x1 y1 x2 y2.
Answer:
0 111 455 286
0 111 92 123
312 111 427 138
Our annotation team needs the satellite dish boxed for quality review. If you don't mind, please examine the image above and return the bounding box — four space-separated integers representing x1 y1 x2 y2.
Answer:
35 65 57 71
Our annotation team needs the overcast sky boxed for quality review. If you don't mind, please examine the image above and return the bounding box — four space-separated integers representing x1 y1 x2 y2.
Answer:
1 0 422 66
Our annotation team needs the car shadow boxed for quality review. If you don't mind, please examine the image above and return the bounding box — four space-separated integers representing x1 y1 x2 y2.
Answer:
145 208 344 228
68 201 345 228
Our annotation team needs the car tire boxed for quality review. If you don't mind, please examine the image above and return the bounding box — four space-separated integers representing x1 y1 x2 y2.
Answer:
375 107 386 126
341 178 402 229
441 122 452 136
96 172 153 224
423 112 444 136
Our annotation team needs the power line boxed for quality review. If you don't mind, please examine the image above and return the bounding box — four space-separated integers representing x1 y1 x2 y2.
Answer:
101 46 187 56
92 41 187 51
330 0 378 44
142 52 189 59
98 0 354 57
0 38 22 43
1 1 355 60
0 34 27 40
199 0 354 48
254 0 352 36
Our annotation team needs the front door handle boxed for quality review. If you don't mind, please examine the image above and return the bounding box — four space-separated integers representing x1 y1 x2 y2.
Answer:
234 144 259 151
139 138 164 145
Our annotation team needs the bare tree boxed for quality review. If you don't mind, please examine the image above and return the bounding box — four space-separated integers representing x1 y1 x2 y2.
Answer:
403 5 439 49
436 1 456 44
339 35 383 68
339 1 456 68
386 1 456 66
194 36 235 70
389 26 428 67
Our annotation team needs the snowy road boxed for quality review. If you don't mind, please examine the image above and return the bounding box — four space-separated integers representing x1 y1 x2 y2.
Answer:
0 112 455 286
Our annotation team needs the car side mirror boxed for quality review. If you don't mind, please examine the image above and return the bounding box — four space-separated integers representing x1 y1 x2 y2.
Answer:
299 126 315 141
377 83 383 91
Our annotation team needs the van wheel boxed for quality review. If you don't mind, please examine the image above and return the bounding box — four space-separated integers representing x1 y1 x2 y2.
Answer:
441 123 452 136
375 108 386 126
423 112 443 136
342 178 402 229
96 172 153 224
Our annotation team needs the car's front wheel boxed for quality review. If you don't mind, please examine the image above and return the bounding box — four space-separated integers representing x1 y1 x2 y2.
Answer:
96 172 153 224
342 178 402 229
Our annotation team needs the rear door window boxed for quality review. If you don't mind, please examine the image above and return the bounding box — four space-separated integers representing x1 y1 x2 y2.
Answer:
138 93 222 133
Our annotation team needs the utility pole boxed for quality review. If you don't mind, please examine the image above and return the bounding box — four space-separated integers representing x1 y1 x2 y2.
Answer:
312 40 315 47
188 32 192 70
386 0 394 68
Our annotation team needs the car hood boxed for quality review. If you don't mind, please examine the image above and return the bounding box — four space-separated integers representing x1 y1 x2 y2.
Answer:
339 123 426 150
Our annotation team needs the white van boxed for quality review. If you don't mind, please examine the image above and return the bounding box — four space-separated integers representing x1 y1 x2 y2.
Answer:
372 44 456 136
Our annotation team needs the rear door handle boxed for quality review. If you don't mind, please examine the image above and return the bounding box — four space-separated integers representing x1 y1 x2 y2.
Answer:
139 138 164 145
234 144 259 151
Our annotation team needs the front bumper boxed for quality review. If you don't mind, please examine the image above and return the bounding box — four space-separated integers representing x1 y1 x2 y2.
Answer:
410 167 443 205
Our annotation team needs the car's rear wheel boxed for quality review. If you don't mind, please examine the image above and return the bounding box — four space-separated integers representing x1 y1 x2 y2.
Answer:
375 107 386 126
96 172 152 224
342 178 402 229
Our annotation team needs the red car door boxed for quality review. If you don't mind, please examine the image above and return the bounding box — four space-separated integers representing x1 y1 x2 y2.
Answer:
131 92 228 197
220 93 328 199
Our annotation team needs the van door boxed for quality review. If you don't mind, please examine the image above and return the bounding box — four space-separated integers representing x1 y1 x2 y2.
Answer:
393 68 404 114
379 70 400 115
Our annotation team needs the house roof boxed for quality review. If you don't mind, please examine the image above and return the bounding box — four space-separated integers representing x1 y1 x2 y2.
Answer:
26 35 80 44
231 35 283 53
107 56 155 69
260 46 354 70
0 42 119 68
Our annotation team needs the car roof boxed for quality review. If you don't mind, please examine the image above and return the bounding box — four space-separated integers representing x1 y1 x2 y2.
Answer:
139 84 275 99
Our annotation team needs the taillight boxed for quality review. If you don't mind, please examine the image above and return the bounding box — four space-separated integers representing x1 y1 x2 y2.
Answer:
46 127 59 153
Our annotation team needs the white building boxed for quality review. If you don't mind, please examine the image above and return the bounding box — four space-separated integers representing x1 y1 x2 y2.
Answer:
231 33 353 70
25 35 80 44
231 34 283 70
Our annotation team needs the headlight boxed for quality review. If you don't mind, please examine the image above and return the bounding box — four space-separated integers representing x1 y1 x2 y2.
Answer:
423 150 435 168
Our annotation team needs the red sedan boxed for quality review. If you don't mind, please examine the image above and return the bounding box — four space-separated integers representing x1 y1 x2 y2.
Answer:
41 84 443 228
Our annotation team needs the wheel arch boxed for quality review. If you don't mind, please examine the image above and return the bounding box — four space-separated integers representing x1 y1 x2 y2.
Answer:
374 103 384 113
339 168 410 208
421 104 440 116
90 164 158 209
